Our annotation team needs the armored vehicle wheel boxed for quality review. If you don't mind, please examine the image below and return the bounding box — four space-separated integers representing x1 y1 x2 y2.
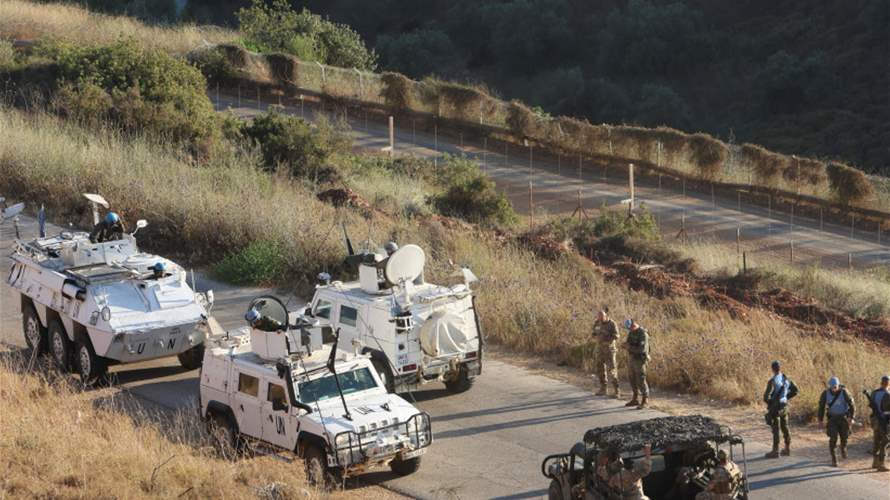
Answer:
444 365 473 394
177 344 205 371
304 445 339 487
48 320 73 372
390 456 422 476
207 412 240 456
22 305 47 354
75 335 107 386
548 479 564 500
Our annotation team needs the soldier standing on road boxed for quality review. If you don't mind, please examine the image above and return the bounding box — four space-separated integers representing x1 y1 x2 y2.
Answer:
868 375 890 471
763 360 797 458
623 319 650 409
817 376 855 467
593 307 621 398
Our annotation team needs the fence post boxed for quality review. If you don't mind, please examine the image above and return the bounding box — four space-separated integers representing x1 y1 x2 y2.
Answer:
736 225 741 255
742 251 747 273
257 87 261 111
578 153 582 183
528 179 533 230
388 116 394 158
628 163 635 211
848 253 852 271
850 214 855 239
790 240 794 262
790 204 795 232
237 85 241 107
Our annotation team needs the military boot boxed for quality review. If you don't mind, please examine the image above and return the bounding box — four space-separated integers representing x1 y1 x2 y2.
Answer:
764 446 780 459
872 456 881 469
830 449 838 467
878 461 890 472
840 446 847 459
781 444 791 456
637 396 649 410
612 386 622 399
595 386 607 396
624 393 639 407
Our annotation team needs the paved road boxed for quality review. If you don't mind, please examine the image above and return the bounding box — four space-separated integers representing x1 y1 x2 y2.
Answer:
214 92 890 270
2 216 887 499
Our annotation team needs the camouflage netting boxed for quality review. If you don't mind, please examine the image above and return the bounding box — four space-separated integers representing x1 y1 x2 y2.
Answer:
583 415 733 453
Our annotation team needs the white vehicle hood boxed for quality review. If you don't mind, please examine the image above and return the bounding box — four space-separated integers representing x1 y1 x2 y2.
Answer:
95 278 204 331
307 392 421 436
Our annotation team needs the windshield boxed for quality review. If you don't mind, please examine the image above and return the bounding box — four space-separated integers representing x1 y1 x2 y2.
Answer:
299 367 379 405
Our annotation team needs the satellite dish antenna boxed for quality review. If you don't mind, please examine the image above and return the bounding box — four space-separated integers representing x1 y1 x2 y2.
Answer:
384 244 425 285
83 193 109 208
83 193 109 226
1 202 24 221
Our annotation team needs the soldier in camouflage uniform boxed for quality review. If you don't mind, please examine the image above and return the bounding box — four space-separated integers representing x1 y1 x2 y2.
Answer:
763 360 797 458
605 443 653 500
593 307 621 398
868 375 890 471
817 376 855 467
695 449 741 500
623 319 650 410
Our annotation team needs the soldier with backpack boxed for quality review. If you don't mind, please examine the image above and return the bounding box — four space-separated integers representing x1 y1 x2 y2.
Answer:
763 360 798 458
817 376 855 467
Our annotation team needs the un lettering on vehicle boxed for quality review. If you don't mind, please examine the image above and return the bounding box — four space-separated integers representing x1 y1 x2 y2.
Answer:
397 353 409 365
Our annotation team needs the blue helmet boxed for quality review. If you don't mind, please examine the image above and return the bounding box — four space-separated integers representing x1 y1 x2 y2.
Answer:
151 262 165 272
105 212 120 224
828 376 840 389
245 309 261 323
623 318 634 330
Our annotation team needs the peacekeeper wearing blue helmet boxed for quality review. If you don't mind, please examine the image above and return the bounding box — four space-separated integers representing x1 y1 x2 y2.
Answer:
89 211 125 243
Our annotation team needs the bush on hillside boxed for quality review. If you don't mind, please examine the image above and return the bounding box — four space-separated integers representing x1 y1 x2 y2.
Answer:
827 162 874 205
380 72 414 111
36 40 219 154
741 143 786 185
688 133 726 181
188 45 238 85
212 239 288 285
433 80 488 121
506 100 538 139
433 155 516 226
237 0 377 70
240 111 349 183
782 157 827 188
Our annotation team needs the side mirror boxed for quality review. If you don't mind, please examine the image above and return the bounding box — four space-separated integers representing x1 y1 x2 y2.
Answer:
272 399 288 412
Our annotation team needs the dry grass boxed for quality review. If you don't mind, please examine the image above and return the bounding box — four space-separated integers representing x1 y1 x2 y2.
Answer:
678 237 890 319
0 0 237 56
0 350 395 499
2 105 887 420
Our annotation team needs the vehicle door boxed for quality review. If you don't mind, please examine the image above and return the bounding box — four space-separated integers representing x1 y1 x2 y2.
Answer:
260 379 298 450
230 370 262 439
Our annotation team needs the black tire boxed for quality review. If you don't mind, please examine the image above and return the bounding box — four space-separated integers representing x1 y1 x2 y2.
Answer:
207 412 240 456
177 343 205 371
304 445 339 487
370 357 395 393
548 479 564 500
444 365 473 394
74 335 107 386
22 304 47 354
390 456 422 476
48 319 73 372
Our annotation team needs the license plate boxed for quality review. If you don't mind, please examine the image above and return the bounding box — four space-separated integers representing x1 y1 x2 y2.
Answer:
400 448 426 460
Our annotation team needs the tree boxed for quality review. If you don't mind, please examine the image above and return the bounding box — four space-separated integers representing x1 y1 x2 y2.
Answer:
634 84 691 128
376 29 461 78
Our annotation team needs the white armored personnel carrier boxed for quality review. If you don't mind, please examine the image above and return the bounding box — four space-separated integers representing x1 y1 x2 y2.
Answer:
301 241 483 394
200 295 432 484
6 194 213 384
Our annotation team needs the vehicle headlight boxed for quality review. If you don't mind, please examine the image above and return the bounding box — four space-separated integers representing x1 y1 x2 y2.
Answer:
101 306 112 322
206 290 214 307
335 433 354 449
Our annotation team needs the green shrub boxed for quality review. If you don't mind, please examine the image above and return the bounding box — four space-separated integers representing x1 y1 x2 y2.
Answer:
212 239 288 285
237 0 377 70
188 46 237 85
688 133 726 181
506 100 537 138
433 155 516 226
240 111 349 183
380 72 414 111
434 80 488 121
34 39 219 154
827 162 874 205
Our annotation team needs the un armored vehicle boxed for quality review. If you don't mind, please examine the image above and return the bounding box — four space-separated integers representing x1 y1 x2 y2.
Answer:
6 194 212 384
300 241 482 394
542 415 749 500
200 295 432 485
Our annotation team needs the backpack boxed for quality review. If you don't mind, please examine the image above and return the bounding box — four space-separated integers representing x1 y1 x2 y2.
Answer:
786 378 799 400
